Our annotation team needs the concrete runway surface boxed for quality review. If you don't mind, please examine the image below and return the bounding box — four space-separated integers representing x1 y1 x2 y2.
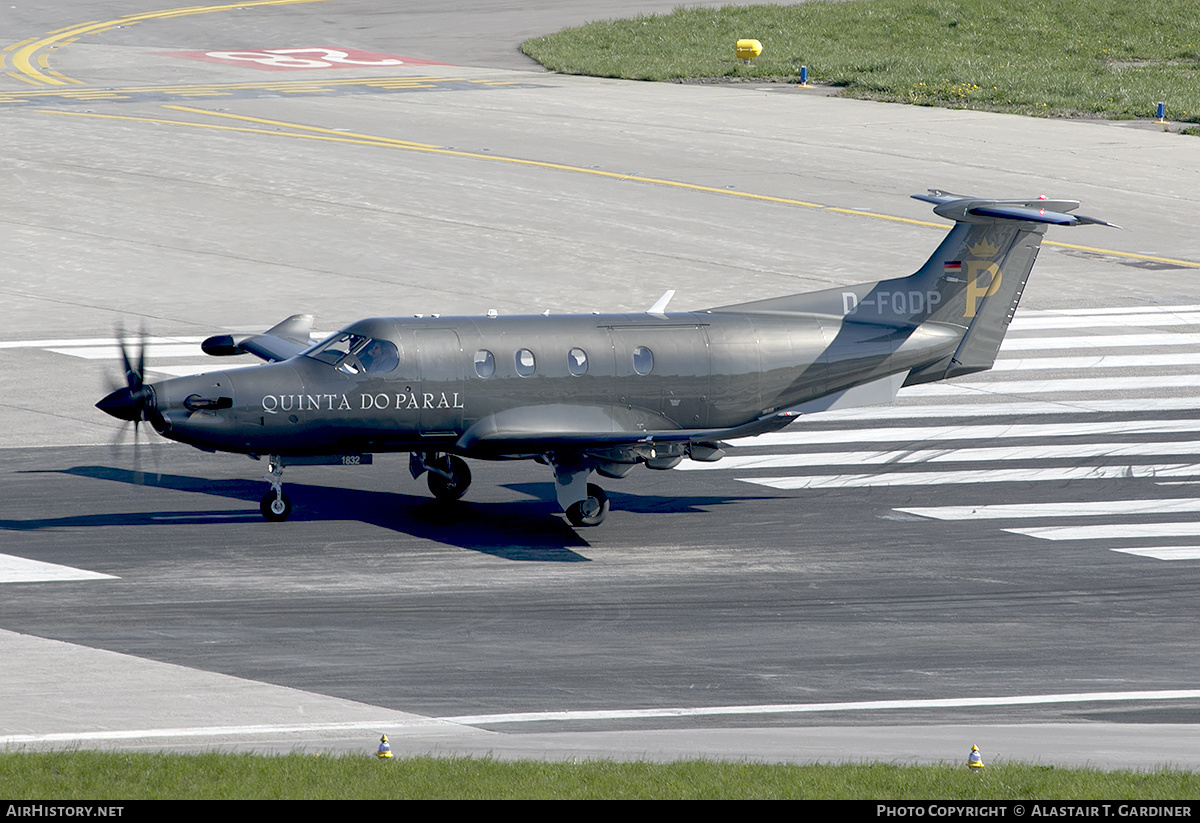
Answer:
4 1 1200 769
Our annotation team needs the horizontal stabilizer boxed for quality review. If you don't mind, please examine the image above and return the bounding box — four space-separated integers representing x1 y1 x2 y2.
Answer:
913 191 1120 229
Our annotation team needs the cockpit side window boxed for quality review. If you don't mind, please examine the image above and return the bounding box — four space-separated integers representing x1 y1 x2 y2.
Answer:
304 333 398 374
358 339 399 373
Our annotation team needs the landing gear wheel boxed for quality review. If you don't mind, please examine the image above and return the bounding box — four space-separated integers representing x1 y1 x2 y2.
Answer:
427 455 471 502
260 491 292 522
566 483 609 527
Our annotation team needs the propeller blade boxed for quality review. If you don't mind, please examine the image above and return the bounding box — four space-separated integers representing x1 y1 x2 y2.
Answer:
134 325 146 392
100 325 161 485
98 325 158 424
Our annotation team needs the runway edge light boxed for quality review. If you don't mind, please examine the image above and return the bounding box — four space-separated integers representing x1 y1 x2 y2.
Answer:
968 744 984 770
377 734 393 759
736 39 762 62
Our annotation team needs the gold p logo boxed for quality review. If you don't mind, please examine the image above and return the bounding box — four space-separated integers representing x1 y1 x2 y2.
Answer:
964 261 1002 318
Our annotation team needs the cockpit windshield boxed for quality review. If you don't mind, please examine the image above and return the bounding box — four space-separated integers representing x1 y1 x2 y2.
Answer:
303 333 398 374
305 332 365 365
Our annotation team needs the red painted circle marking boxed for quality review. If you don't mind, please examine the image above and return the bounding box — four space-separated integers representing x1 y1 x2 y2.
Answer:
161 47 449 70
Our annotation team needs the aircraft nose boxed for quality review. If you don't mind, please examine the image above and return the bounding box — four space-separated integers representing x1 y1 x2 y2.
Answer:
96 385 149 422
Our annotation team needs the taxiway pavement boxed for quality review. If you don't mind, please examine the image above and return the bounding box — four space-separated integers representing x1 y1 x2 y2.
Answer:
4 1 1200 768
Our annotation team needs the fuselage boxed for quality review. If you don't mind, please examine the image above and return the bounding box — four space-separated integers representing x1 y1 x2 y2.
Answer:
147 310 960 458
96 193 1108 526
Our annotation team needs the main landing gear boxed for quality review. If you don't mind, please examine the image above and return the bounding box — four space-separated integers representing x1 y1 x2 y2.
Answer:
412 452 472 502
416 451 612 527
565 483 609 527
550 456 609 527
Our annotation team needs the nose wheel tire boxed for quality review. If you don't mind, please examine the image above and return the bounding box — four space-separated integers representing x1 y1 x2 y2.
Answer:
566 483 609 527
260 491 292 522
427 455 472 502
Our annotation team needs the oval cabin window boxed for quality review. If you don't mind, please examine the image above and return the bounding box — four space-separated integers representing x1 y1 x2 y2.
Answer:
474 350 495 378
568 347 588 376
632 346 654 375
515 348 536 377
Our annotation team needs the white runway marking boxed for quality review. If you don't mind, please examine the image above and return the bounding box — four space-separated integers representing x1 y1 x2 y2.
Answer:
908 374 1200 396
897 498 1200 520
999 333 1200 351
1112 547 1200 560
799 397 1200 420
48 343 207 360
7 689 1200 744
1026 304 1200 317
0 336 206 349
991 353 1200 371
1006 522 1200 541
743 464 1200 489
742 440 1200 469
0 554 116 583
0 719 446 746
686 439 1200 471
727 305 1200 552
747 419 1200 449
441 689 1200 725
1011 311 1200 330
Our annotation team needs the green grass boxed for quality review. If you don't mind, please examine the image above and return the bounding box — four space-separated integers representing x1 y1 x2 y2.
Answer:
521 0 1200 123
2 752 1200 799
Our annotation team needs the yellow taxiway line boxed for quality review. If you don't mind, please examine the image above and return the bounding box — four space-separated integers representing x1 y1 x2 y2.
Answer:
4 0 333 86
36 105 1200 270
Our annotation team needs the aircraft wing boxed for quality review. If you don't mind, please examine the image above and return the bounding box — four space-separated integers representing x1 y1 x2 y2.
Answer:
456 371 909 456
201 314 315 363
455 403 801 456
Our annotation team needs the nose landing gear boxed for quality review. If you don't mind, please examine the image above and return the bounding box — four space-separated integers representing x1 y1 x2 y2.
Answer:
256 453 371 521
260 456 292 521
260 490 292 521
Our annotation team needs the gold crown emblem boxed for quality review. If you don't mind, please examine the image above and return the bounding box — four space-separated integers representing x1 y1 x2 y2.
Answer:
969 238 1001 258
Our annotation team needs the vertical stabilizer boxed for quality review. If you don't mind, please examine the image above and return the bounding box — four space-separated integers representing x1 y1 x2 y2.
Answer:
905 192 1116 382
710 191 1116 383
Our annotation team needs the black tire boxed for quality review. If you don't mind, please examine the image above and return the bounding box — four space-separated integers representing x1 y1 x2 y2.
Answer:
260 491 292 522
565 483 609 527
427 455 471 501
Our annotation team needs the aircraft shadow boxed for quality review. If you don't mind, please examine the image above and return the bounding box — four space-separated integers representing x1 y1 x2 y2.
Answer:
8 466 771 561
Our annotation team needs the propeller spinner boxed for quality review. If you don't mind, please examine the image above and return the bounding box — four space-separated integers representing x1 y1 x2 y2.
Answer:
96 329 159 426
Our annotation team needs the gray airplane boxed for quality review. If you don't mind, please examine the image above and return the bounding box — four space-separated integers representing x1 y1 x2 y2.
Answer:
97 191 1114 527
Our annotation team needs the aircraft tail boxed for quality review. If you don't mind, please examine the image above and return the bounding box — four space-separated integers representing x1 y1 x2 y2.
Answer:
713 190 1116 382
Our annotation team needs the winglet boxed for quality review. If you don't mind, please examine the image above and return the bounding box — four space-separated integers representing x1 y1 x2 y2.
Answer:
647 290 676 315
